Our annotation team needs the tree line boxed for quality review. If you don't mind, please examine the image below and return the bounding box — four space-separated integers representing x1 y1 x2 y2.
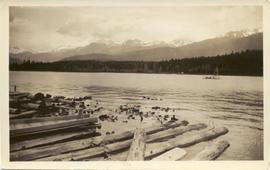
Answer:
10 50 263 76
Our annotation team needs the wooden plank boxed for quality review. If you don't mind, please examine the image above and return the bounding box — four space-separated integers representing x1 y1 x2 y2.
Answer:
10 115 83 124
126 128 146 161
192 140 230 160
12 121 188 161
10 130 97 152
10 117 98 137
151 148 186 161
146 123 207 143
144 127 229 159
10 110 37 119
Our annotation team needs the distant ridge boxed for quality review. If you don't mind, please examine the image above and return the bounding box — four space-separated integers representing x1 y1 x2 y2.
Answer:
10 32 263 62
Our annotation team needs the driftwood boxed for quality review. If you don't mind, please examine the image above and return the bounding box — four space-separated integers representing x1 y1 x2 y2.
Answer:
15 121 188 161
144 127 228 159
192 140 230 160
10 130 97 152
151 148 186 161
126 128 146 161
10 110 37 119
10 117 98 138
146 123 207 143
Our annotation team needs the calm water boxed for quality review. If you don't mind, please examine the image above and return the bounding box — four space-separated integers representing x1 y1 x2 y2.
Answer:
9 71 263 160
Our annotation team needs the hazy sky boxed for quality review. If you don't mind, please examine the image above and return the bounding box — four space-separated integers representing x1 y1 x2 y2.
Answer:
10 6 262 52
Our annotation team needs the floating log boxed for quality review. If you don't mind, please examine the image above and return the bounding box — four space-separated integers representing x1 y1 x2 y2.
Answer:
10 117 98 138
192 140 230 160
17 121 188 161
146 123 207 143
21 103 40 110
126 128 146 161
10 110 37 119
151 148 186 161
144 127 229 159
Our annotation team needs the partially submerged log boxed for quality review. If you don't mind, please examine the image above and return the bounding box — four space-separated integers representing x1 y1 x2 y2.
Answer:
126 128 146 161
151 148 186 161
192 140 230 160
144 127 229 159
10 110 37 119
146 123 207 143
15 121 188 161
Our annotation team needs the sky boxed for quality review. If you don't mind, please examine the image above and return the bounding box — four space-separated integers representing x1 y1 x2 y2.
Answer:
10 6 262 52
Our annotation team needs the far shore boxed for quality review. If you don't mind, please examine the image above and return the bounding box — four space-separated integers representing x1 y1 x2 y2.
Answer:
9 70 263 77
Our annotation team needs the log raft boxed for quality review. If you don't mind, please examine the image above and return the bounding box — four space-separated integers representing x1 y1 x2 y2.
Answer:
9 91 230 161
11 121 188 161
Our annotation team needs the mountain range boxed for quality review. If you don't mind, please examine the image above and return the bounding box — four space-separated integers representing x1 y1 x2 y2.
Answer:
10 31 263 63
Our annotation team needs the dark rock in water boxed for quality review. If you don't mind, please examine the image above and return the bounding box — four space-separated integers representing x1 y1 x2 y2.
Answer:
152 106 161 110
83 96 92 100
111 131 115 134
106 132 111 135
99 114 110 121
132 116 135 120
122 120 128 123
170 115 179 122
151 112 155 115
34 93 45 101
45 94 52 98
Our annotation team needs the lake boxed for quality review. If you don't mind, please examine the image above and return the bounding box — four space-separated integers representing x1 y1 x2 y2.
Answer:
9 71 263 160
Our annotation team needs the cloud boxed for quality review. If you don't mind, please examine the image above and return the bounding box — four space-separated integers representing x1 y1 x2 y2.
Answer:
10 6 262 52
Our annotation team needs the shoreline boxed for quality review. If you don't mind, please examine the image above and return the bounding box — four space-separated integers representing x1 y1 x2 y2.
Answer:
9 70 263 77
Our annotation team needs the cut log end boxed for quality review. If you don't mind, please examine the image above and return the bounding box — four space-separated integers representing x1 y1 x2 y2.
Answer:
126 128 146 161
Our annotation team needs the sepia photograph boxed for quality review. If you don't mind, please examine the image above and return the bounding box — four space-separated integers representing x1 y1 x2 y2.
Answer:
8 5 263 162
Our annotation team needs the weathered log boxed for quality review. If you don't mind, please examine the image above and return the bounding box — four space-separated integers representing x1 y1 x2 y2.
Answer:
10 130 97 152
10 110 37 119
17 121 187 161
192 140 230 160
10 92 30 98
151 148 186 161
146 123 207 143
144 127 229 159
126 128 146 161
21 103 40 110
10 117 98 138
10 115 83 124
